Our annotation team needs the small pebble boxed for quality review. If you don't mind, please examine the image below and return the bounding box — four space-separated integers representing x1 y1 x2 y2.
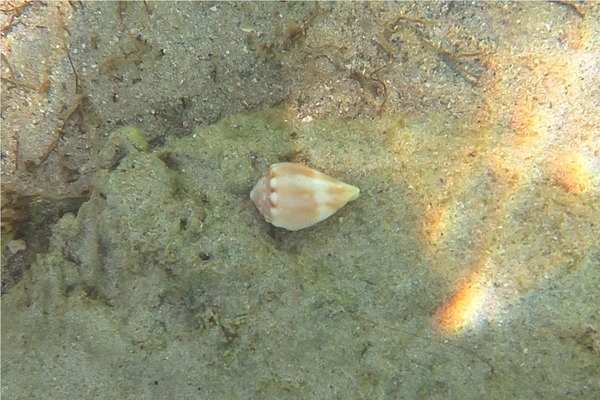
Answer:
6 239 27 254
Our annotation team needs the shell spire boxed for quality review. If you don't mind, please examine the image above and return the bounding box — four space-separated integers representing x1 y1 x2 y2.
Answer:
250 162 360 231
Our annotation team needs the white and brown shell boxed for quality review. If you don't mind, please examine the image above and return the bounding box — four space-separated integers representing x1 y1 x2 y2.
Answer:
250 162 360 231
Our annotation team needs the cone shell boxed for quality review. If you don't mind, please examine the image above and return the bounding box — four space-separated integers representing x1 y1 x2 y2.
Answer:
250 162 360 231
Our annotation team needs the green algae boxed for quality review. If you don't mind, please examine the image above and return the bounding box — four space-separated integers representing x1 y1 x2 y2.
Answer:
3 108 599 398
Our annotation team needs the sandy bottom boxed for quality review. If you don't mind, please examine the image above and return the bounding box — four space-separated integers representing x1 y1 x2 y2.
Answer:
2 2 599 398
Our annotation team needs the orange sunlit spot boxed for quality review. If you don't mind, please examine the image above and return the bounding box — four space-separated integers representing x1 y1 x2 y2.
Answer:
549 151 598 195
434 271 490 334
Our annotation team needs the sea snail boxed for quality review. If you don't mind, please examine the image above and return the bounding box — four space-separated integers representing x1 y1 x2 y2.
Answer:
250 162 360 231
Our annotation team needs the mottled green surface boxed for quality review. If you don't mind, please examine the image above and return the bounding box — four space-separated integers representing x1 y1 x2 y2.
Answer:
1 110 420 398
3 110 598 398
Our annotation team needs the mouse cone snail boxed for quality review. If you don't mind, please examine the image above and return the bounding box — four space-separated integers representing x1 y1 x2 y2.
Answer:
250 162 360 231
